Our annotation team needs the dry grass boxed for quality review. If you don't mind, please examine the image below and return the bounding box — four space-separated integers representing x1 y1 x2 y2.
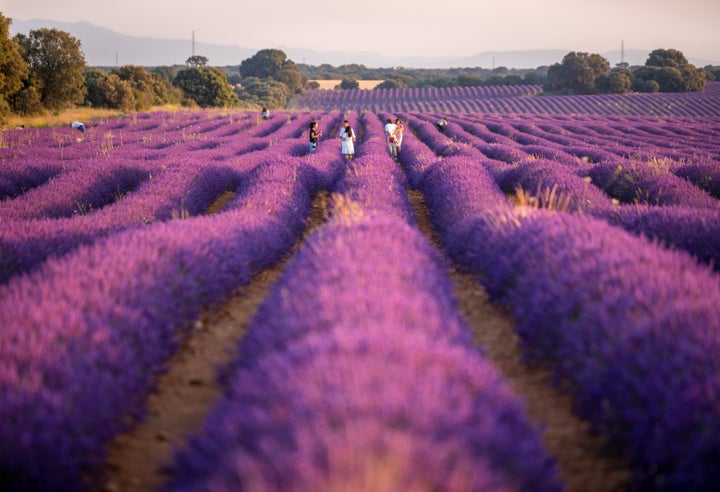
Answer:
1 104 185 130
512 184 573 212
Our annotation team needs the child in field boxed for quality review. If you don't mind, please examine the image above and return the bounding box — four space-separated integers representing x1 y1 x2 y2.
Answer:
261 107 269 120
339 120 356 160
309 121 322 153
384 118 397 159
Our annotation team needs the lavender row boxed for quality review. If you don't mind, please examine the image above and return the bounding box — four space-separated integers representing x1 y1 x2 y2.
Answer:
0 152 333 490
479 157 720 269
446 209 720 490
291 84 542 111
0 159 152 220
461 112 720 162
581 160 719 209
408 144 720 488
292 82 720 116
420 111 720 167
0 159 64 200
0 162 243 283
164 213 560 492
405 113 720 268
0 136 304 283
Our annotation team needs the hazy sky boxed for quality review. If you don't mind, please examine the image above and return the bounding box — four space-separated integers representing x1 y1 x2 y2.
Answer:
3 0 719 62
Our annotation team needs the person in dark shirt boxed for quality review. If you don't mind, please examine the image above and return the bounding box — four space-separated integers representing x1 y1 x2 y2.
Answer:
436 117 448 134
309 121 322 153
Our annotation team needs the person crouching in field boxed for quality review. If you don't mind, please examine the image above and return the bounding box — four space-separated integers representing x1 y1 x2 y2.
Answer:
309 121 322 153
70 121 85 133
339 120 356 161
384 118 397 159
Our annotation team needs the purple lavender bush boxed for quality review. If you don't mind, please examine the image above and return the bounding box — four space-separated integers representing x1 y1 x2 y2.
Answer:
446 208 720 490
584 160 720 208
164 215 561 492
0 157 319 490
496 160 615 213
593 205 720 270
674 161 720 199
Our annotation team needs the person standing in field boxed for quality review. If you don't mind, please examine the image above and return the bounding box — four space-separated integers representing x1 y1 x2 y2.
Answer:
261 107 269 120
309 121 322 153
384 118 397 159
393 118 404 157
436 117 448 134
339 120 356 161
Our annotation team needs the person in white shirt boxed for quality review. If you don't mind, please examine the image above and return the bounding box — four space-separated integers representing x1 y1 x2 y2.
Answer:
70 121 85 133
384 118 397 159
339 120 356 161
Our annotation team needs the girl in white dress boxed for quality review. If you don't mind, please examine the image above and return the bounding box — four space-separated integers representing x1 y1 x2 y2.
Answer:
339 120 356 160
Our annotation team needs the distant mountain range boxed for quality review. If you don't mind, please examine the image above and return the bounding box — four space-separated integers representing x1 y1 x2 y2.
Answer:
9 19 719 69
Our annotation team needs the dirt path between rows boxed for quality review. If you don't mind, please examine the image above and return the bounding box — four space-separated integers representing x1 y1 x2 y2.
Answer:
408 190 628 492
102 189 628 491
101 192 329 491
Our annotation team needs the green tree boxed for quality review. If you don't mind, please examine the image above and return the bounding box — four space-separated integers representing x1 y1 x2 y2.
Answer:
235 78 290 108
0 13 28 119
275 68 308 93
237 49 307 107
594 69 632 94
111 65 158 110
636 49 705 92
15 28 86 112
429 75 456 88
375 76 408 89
544 52 610 94
339 77 359 89
239 49 292 79
704 65 720 81
186 55 209 67
84 69 134 110
457 73 483 87
174 66 239 108
646 49 688 68
150 66 177 83
680 64 706 91
522 72 546 85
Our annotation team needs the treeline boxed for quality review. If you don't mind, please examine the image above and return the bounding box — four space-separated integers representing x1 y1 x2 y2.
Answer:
297 50 718 95
298 64 547 89
544 50 712 95
1 14 196 123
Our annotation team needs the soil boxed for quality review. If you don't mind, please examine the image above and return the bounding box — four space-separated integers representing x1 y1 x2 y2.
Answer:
100 189 629 491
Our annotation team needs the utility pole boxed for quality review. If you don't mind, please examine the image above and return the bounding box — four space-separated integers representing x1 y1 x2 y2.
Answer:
192 30 196 57
621 40 625 65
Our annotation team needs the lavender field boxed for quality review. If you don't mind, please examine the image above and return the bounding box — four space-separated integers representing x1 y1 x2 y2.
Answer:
1 82 720 491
